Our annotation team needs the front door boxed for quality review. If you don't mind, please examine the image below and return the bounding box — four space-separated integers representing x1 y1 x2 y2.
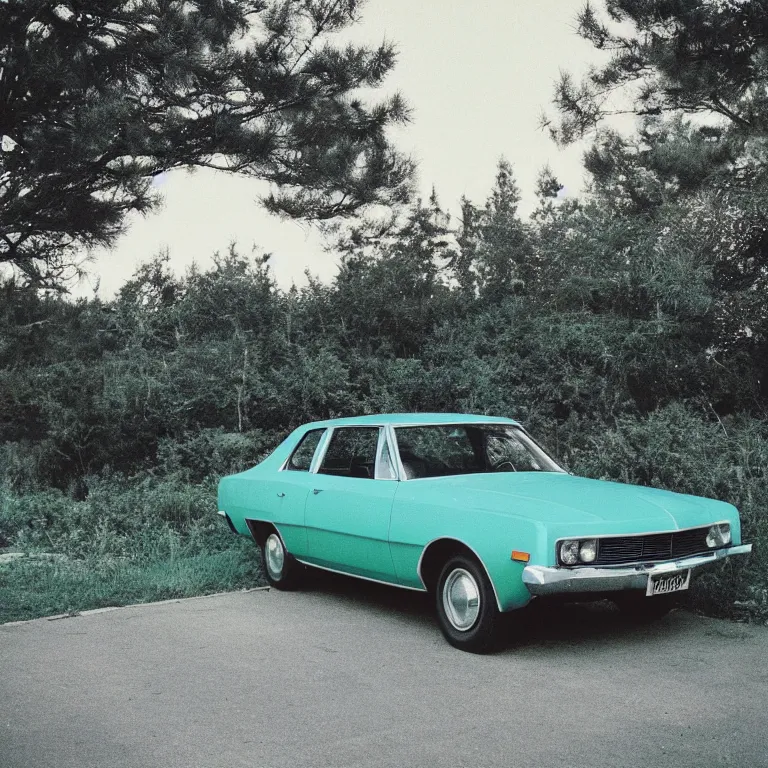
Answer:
304 426 398 582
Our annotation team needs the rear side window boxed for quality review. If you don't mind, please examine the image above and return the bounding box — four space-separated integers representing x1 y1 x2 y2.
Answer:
318 427 380 479
286 429 324 471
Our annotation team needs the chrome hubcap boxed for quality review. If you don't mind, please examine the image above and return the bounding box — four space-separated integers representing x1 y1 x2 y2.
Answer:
265 534 285 579
442 568 481 631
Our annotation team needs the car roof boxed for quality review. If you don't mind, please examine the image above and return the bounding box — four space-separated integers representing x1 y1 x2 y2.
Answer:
301 413 520 429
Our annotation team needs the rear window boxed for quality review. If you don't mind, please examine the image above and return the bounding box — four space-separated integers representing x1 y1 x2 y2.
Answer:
286 429 324 471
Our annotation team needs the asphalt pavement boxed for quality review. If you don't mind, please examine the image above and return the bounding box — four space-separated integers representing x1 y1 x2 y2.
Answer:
2 571 767 768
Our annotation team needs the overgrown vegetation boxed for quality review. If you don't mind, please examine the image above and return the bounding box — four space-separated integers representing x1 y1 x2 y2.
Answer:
2 1 768 623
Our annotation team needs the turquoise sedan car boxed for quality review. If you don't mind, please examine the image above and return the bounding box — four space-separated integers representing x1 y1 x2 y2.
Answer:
217 413 752 652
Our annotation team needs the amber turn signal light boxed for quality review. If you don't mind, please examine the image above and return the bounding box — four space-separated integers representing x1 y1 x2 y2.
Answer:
511 550 530 562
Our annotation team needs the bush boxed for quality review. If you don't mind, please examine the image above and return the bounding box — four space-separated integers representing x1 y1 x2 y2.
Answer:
567 404 768 617
0 470 264 623
156 428 279 482
0 471 231 562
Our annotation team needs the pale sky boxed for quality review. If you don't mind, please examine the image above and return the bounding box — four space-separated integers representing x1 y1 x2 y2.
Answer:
76 0 600 298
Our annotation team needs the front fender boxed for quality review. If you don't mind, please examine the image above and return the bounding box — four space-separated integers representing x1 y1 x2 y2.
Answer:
389 485 547 611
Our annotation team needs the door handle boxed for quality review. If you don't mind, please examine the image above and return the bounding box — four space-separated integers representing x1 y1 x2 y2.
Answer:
277 492 285 498
312 488 322 495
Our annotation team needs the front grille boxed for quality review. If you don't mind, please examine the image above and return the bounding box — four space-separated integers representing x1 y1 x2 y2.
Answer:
594 527 711 565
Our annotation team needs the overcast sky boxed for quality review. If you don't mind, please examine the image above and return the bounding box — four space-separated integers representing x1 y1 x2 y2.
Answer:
77 0 601 298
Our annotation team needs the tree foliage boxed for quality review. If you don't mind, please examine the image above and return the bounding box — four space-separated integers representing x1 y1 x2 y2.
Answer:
454 159 534 300
547 0 768 150
0 0 413 286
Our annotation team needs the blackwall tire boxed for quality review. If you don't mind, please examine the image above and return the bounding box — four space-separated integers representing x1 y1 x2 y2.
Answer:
435 554 501 653
261 532 303 590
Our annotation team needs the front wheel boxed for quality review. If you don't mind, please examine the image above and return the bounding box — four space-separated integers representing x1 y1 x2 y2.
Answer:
435 555 501 653
261 532 303 590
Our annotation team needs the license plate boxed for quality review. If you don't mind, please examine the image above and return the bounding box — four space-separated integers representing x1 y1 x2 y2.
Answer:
646 569 691 596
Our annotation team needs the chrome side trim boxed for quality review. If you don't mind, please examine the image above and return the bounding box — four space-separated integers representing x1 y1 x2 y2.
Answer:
389 471 563 483
416 537 503 612
523 544 753 596
294 559 427 593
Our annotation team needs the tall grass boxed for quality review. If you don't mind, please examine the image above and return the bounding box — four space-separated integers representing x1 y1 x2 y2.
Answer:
0 472 262 623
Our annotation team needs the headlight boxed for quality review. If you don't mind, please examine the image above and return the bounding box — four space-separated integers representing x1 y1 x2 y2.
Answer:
559 540 580 565
706 523 731 548
579 539 598 563
559 538 599 565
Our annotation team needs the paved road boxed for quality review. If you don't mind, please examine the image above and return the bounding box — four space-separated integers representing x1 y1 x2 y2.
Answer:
2 572 767 768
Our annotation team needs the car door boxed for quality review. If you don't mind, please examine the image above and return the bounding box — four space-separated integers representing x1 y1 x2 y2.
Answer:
261 427 327 557
304 426 399 582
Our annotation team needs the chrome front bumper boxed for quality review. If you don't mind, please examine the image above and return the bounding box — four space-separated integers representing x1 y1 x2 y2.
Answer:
522 544 753 596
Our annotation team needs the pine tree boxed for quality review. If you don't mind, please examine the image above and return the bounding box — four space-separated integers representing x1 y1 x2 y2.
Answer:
545 0 768 150
540 0 768 376
458 159 532 302
0 0 413 287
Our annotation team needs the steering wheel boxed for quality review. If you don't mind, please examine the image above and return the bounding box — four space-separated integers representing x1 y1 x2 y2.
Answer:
492 460 516 472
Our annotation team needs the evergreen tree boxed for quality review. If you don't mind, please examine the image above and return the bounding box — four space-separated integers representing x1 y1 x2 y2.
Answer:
0 0 413 287
330 195 456 357
543 1 768 210
456 159 532 302
546 0 768 151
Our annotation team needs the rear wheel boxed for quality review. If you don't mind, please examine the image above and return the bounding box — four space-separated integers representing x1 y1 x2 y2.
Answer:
435 555 501 653
261 532 303 590
613 592 677 621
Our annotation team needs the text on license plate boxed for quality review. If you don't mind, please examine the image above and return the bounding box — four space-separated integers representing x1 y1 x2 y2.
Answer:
646 569 691 597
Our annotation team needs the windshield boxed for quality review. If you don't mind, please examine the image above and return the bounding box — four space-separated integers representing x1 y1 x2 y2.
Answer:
393 424 564 479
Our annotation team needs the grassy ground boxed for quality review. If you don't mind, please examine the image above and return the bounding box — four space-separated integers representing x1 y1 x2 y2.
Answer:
0 542 262 624
0 473 266 624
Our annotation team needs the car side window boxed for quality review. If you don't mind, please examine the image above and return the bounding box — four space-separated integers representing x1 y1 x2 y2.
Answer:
318 427 379 479
395 426 483 478
286 429 324 471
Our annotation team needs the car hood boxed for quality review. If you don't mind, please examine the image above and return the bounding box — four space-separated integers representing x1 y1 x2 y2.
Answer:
426 472 730 529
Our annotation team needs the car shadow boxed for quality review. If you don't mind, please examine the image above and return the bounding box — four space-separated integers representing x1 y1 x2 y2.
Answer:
296 566 688 651
498 599 678 652
300 567 433 624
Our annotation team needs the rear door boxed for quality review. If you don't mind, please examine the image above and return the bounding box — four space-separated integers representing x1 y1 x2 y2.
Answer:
304 426 399 582
262 427 326 557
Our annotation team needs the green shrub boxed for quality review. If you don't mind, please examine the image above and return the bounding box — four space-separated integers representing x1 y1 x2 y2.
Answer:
156 428 278 482
0 471 233 562
566 404 768 617
0 471 264 623
0 544 260 624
